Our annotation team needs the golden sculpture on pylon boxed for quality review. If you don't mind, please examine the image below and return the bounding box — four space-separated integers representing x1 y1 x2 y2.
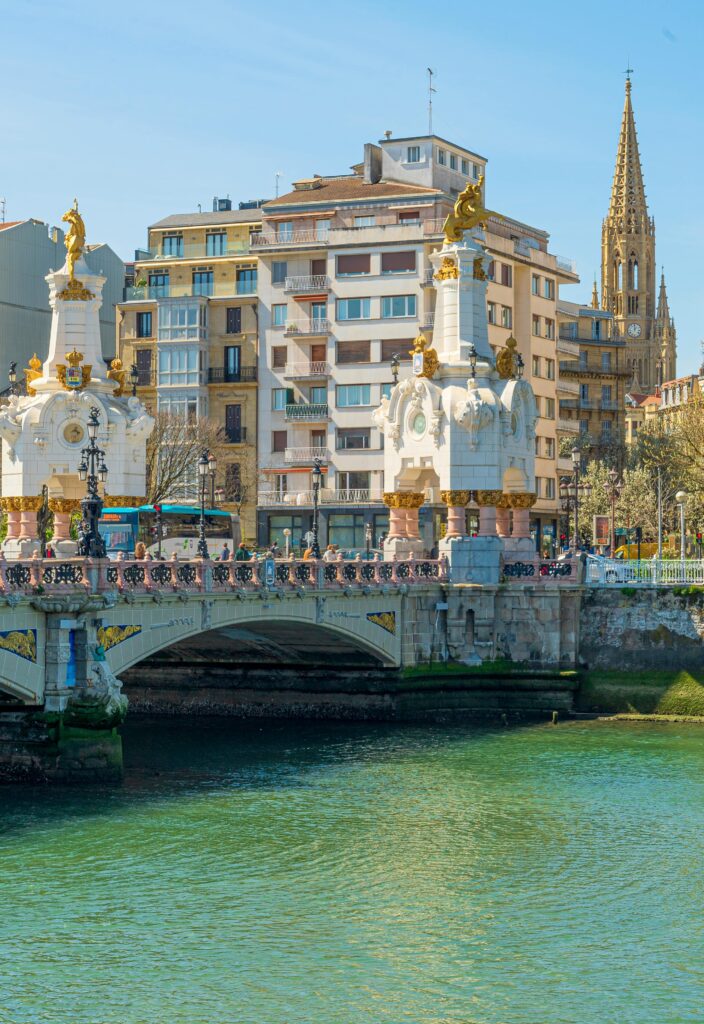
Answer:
442 176 501 242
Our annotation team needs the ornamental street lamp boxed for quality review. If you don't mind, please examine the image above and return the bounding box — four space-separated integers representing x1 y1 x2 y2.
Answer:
207 450 217 507
515 352 525 380
8 362 17 397
676 489 687 562
559 449 592 551
467 342 478 378
606 468 622 555
311 457 323 558
129 363 139 396
197 450 210 559
76 406 108 558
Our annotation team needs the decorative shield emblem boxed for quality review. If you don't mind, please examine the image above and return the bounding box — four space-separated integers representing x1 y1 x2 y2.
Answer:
412 352 424 376
65 365 82 389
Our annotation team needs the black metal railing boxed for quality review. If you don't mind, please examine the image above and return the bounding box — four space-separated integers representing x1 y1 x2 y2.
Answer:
224 427 247 444
208 366 257 383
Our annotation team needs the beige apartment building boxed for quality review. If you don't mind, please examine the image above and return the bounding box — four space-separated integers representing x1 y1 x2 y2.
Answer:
255 134 578 553
116 199 262 540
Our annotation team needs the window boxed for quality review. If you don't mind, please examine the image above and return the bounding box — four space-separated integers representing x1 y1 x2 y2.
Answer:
272 388 288 411
601 419 612 436
311 258 326 276
336 384 371 407
136 311 152 338
273 475 288 499
381 295 416 318
602 385 612 404
337 298 371 320
337 427 370 450
158 346 200 386
580 383 589 401
532 315 541 335
311 301 327 328
532 355 541 377
162 234 183 257
337 340 370 364
272 346 287 369
135 348 152 385
532 274 540 296
158 394 199 422
276 221 293 241
272 430 287 453
226 307 242 334
579 351 588 371
336 472 370 491
544 318 555 339
316 219 330 240
545 358 555 380
500 263 512 287
628 295 639 315
535 436 541 456
543 397 555 419
501 305 512 329
354 215 375 227
381 383 393 400
579 419 589 434
437 148 446 165
407 145 421 163
449 153 457 170
544 478 555 499
545 437 555 459
337 254 370 276
157 301 206 341
398 210 420 224
224 346 240 380
225 404 242 443
543 278 555 300
236 268 257 295
485 260 495 281
487 302 496 325
192 270 213 296
272 261 287 284
272 304 287 327
381 339 413 361
148 272 169 298
310 385 327 404
461 158 469 175
601 352 612 372
381 251 416 274
328 512 367 548
206 232 227 257
592 319 602 340
473 163 481 179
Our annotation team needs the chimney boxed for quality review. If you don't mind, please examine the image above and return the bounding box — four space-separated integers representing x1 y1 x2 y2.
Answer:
363 143 382 184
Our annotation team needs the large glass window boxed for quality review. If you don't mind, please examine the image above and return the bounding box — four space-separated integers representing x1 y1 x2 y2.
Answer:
157 302 206 341
337 298 371 321
354 215 375 227
272 389 288 411
328 513 366 550
206 232 227 257
236 268 257 295
337 254 370 276
272 261 287 284
381 295 416 318
337 428 370 450
277 222 293 241
136 311 152 338
272 304 287 327
148 273 169 298
158 347 200 386
157 393 200 421
192 270 213 296
336 384 371 407
381 251 416 274
162 235 183 257
316 219 330 240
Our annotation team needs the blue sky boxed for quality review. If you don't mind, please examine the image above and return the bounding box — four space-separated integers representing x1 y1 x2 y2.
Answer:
3 0 703 371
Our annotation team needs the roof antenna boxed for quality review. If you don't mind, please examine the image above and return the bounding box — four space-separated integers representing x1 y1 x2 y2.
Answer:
0 198 5 223
427 68 436 135
275 171 283 198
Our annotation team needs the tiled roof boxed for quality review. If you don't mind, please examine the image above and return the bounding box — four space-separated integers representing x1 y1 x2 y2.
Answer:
264 176 441 209
0 221 22 231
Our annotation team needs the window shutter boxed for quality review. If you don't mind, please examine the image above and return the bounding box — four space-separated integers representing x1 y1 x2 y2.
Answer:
381 251 416 273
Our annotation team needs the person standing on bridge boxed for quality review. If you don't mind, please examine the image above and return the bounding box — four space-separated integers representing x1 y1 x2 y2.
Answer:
234 542 250 562
220 542 231 561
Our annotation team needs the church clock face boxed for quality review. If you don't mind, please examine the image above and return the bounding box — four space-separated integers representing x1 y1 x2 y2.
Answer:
627 322 642 339
63 422 85 445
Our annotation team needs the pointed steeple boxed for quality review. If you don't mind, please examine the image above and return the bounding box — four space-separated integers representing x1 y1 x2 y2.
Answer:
608 76 649 230
591 278 599 309
656 269 670 322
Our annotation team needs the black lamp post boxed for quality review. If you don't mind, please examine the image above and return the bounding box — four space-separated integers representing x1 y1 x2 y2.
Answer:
606 468 621 555
208 451 217 508
8 362 17 397
468 342 478 378
515 353 525 379
571 447 581 548
197 450 210 559
311 457 322 558
129 363 139 396
77 406 108 558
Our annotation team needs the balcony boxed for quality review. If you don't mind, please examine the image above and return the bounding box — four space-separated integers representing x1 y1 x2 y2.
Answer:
124 280 257 302
557 378 579 396
251 230 328 249
601 399 621 411
135 241 251 262
283 318 331 337
283 361 331 380
557 418 580 433
284 275 330 293
208 366 257 384
559 361 581 375
258 487 383 507
224 427 247 444
284 446 331 464
136 368 156 386
557 337 580 357
422 268 435 286
422 312 435 330
284 402 329 422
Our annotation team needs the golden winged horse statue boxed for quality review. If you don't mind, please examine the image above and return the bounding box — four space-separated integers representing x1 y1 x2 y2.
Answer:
62 199 86 282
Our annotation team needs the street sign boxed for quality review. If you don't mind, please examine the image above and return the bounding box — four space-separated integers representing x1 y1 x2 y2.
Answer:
614 527 628 537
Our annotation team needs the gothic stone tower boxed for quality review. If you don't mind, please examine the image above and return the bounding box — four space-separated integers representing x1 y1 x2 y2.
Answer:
601 76 676 391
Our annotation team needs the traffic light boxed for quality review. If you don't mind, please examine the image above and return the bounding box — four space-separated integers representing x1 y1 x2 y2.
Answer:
697 532 703 558
560 533 566 545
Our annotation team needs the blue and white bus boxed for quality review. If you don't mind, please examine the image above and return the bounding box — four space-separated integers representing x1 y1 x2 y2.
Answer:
98 504 241 559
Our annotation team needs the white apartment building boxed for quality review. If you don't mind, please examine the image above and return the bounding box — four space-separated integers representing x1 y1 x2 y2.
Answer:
255 135 578 553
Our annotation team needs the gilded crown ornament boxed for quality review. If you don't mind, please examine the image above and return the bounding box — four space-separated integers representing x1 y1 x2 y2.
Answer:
24 354 42 396
57 348 92 392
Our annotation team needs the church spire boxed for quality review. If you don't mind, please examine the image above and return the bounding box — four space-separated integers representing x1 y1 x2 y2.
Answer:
591 278 599 309
656 269 670 322
608 75 649 229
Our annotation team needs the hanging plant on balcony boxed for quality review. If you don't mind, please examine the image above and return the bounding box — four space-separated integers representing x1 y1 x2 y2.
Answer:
286 322 299 333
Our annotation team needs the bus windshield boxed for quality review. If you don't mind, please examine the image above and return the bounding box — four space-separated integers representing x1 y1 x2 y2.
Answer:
99 505 240 559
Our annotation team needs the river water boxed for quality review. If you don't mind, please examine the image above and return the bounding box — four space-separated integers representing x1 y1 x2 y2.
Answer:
0 717 703 1024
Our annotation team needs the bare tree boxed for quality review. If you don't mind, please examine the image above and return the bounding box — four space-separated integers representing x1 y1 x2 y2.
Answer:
145 412 226 505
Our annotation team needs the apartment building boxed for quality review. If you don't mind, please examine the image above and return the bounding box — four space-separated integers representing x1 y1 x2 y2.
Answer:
556 301 630 456
116 198 263 540
255 134 578 553
625 371 704 445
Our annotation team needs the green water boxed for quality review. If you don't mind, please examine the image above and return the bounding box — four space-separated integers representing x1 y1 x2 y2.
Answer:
1 718 703 1024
